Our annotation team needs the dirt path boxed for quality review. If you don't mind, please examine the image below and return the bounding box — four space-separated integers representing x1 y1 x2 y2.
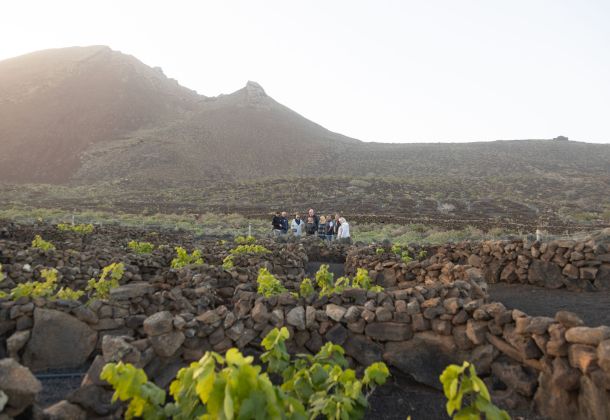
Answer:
489 283 610 326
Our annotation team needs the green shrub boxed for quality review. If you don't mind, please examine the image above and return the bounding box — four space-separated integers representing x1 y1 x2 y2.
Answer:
400 251 412 264
229 244 271 255
101 348 306 420
10 268 58 300
100 362 168 420
0 268 84 301
352 268 383 292
128 240 155 254
222 255 234 270
171 247 203 269
57 223 94 234
315 264 335 296
262 327 390 419
298 278 315 298
101 327 388 420
221 244 270 270
257 268 287 297
87 263 125 300
375 247 384 255
314 265 383 297
31 235 55 251
55 286 85 301
235 235 257 245
440 361 509 420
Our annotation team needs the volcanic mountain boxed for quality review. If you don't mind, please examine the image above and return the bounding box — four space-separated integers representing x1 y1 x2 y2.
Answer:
0 46 358 184
0 45 608 201
0 46 609 231
0 46 202 183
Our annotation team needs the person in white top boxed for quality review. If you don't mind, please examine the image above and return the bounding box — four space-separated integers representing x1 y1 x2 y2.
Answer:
291 214 304 236
337 217 350 239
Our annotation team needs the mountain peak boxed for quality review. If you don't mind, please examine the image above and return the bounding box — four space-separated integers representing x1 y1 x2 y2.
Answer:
242 80 268 107
245 80 266 94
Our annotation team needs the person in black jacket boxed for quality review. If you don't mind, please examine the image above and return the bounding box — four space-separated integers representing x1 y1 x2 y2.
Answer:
271 211 283 236
333 212 342 239
307 208 320 230
280 211 289 234
325 215 335 241
305 216 317 236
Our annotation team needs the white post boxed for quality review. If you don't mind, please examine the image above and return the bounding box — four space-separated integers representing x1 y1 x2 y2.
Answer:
248 224 252 237
71 214 75 226
536 229 542 241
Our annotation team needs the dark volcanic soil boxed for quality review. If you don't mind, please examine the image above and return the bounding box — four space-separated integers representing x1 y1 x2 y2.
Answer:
489 283 610 326
36 368 87 407
365 370 446 420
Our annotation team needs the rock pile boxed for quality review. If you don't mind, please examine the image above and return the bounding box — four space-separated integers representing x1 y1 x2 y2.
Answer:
347 231 610 291
2 224 610 419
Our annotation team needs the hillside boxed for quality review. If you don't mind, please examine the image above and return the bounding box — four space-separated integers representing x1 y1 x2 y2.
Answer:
0 46 609 232
0 46 199 182
75 80 358 183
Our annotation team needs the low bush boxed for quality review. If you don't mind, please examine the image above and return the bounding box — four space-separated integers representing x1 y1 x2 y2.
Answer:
229 244 271 255
440 361 509 420
235 235 257 245
31 235 55 251
86 262 125 300
313 265 383 297
101 327 389 420
257 268 287 297
222 255 234 270
171 247 203 269
57 223 94 234
128 240 155 254
9 268 58 300
0 268 84 301
298 278 315 298
221 244 270 271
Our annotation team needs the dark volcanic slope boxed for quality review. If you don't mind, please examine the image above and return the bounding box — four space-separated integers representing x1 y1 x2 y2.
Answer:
0 46 609 192
0 46 199 183
75 81 358 183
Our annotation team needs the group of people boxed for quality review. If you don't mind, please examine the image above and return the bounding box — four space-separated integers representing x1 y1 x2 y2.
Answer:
271 209 350 241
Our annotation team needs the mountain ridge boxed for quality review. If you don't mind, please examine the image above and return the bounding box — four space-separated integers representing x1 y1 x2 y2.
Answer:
0 46 608 188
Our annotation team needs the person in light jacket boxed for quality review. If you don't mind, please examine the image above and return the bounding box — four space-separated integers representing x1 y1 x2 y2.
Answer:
291 214 304 236
337 217 350 242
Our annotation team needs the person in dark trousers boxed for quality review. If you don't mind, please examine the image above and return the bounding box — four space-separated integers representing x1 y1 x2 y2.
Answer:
317 215 327 239
305 216 317 236
333 213 342 240
280 211 289 234
272 211 283 236
325 215 335 241
307 208 320 230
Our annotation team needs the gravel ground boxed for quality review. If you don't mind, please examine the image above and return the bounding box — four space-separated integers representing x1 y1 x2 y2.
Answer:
365 370 447 420
489 282 610 326
36 368 88 408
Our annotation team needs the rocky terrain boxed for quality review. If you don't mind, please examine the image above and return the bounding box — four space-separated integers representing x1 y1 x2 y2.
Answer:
0 46 609 232
1 222 610 419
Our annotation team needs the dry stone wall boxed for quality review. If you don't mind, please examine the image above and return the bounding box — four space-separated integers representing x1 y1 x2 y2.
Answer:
346 229 610 292
2 228 610 418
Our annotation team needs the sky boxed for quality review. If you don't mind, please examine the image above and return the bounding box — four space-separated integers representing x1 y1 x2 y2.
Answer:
1 0 610 143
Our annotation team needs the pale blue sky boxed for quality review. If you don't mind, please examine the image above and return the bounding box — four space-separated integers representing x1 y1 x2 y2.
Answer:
2 0 610 143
